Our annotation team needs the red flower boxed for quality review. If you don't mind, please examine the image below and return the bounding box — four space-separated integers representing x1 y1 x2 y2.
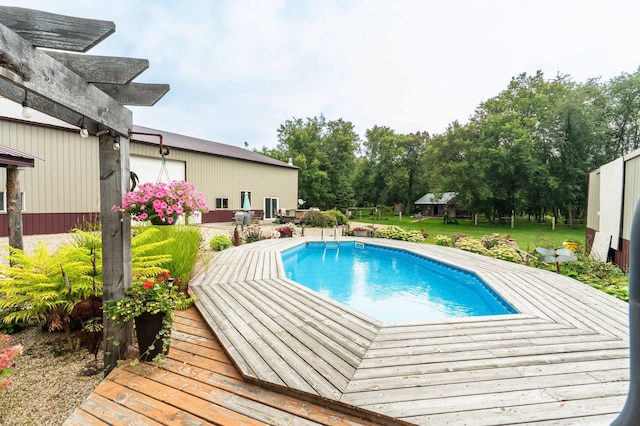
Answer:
143 281 155 289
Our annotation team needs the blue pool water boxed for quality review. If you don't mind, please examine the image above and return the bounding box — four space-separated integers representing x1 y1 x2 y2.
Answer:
281 242 517 322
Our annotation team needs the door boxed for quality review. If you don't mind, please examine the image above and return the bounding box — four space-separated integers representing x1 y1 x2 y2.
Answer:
264 197 278 220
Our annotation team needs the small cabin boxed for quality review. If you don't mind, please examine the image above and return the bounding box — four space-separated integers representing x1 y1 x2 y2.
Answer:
414 192 463 217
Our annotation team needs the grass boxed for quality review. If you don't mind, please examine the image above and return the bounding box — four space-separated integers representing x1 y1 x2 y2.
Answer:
353 213 585 252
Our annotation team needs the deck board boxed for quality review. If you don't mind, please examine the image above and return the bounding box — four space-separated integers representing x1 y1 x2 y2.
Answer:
187 237 629 425
64 309 393 426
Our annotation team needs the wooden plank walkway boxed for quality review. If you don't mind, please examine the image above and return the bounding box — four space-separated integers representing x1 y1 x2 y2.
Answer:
188 237 631 425
64 308 397 426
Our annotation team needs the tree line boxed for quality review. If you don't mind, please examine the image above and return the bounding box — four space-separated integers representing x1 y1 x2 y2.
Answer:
260 68 640 222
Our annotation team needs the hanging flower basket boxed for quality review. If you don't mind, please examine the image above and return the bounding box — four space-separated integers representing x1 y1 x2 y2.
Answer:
113 180 209 225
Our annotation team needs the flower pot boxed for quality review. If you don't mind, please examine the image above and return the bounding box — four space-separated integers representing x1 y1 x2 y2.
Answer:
279 232 292 238
134 312 170 361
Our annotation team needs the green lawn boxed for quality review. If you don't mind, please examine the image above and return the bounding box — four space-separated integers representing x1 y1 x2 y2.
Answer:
351 214 585 253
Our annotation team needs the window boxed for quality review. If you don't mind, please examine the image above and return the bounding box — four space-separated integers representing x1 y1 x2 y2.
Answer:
215 197 229 209
0 191 26 213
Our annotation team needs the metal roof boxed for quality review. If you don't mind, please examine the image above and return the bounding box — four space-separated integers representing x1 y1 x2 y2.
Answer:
0 96 78 130
415 191 458 205
130 125 296 169
0 97 295 170
0 145 36 167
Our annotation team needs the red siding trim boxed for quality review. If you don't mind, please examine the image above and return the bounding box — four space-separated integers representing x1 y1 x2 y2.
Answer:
0 210 263 237
616 238 630 273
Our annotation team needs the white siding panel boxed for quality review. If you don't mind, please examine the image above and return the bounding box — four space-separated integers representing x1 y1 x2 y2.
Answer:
598 157 624 249
586 171 600 230
622 155 640 240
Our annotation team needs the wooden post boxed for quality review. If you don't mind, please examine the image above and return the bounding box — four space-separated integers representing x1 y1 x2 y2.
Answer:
100 134 133 374
552 216 556 231
6 165 23 259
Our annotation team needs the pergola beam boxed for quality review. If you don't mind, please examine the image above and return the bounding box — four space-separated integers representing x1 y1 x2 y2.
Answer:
45 52 149 84
0 6 114 52
0 22 131 136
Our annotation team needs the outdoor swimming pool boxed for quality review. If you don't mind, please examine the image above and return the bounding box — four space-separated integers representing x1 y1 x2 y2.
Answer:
281 242 517 322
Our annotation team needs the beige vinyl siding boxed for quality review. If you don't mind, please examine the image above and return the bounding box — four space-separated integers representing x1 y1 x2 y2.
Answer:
0 120 297 218
0 121 100 213
622 151 640 240
130 143 298 213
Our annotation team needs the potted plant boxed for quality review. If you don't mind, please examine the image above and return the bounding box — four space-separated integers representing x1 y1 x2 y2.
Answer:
114 180 209 225
103 271 194 362
276 223 296 238
352 227 369 237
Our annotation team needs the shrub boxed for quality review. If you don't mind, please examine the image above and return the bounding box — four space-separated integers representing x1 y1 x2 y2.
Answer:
434 235 452 246
209 235 232 251
406 230 427 243
488 245 522 263
326 209 349 226
304 211 337 227
481 233 502 249
242 225 266 243
544 253 629 301
454 236 489 256
451 232 468 244
374 225 409 241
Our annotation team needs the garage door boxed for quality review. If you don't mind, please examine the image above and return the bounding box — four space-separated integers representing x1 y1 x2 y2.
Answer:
130 155 185 185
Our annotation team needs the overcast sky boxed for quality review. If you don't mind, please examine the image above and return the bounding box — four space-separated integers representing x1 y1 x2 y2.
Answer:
6 0 640 148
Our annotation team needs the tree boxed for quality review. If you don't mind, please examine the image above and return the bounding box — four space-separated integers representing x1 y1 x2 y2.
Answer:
274 115 358 210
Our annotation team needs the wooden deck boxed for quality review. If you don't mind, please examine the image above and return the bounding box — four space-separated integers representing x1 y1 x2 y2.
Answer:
188 237 630 425
64 308 393 425
65 237 631 425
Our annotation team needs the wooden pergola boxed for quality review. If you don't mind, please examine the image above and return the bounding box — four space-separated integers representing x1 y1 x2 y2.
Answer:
0 6 169 373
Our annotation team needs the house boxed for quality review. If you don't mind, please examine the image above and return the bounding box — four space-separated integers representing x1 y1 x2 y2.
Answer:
586 147 640 271
414 192 464 217
0 97 298 236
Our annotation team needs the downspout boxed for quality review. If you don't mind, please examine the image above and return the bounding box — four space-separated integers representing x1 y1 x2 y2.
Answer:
611 200 640 425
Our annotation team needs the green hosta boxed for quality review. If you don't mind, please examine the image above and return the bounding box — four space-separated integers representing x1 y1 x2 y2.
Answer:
487 245 522 263
374 225 409 241
454 237 489 256
209 235 232 251
434 235 452 246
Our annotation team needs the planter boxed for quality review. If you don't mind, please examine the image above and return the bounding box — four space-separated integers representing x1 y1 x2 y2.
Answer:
134 312 170 361
279 232 292 238
354 230 369 237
